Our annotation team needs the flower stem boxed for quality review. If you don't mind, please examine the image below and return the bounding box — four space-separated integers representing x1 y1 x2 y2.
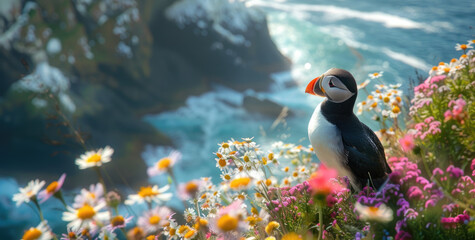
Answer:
32 197 44 221
317 202 324 240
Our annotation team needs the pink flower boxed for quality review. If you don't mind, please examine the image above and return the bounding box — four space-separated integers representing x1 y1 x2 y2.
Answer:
441 217 457 229
395 230 412 240
471 158 475 176
432 168 444 176
177 179 203 200
407 186 424 200
446 165 464 178
308 164 343 198
399 134 415 153
38 173 66 203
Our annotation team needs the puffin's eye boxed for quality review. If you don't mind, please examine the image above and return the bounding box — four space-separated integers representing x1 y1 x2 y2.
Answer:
329 79 335 88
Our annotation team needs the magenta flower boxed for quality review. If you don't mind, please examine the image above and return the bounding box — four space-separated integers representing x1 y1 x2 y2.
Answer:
407 186 423 200
38 173 66 203
446 165 464 178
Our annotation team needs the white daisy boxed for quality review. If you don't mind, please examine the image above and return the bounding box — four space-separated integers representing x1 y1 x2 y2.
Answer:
455 43 473 51
357 79 371 90
369 71 383 79
13 179 45 206
355 202 393 223
21 221 53 240
137 206 174 234
147 150 181 177
73 183 105 208
124 185 172 205
75 146 114 169
62 201 110 232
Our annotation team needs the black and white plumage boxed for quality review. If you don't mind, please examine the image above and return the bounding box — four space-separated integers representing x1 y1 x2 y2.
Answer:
306 68 391 190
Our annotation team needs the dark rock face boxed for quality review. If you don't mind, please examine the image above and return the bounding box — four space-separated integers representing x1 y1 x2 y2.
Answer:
0 0 291 187
243 95 290 119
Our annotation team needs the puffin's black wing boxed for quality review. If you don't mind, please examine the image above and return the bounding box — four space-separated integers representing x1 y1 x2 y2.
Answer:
340 121 391 188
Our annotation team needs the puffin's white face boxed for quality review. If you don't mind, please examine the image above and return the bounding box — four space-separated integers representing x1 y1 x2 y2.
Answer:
318 75 355 103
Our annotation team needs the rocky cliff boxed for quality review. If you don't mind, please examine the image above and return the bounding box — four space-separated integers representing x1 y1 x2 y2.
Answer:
0 0 290 187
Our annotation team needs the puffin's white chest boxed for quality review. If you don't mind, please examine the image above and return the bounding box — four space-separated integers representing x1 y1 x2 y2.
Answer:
308 103 353 180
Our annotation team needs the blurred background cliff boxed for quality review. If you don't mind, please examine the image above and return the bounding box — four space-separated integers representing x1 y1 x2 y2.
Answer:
0 0 290 188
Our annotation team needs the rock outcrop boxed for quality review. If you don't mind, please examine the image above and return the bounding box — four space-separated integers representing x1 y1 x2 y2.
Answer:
0 0 291 187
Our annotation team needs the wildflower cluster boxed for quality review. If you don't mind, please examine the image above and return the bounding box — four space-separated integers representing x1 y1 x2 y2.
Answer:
12 40 475 240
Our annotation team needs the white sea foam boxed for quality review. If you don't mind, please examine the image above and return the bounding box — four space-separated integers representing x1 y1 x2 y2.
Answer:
381 48 431 71
247 0 436 32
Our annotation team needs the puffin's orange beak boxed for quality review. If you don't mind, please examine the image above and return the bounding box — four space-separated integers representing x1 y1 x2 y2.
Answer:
305 77 319 95
305 76 325 96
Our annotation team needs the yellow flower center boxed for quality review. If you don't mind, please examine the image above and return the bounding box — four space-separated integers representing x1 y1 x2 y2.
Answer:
224 174 231 180
392 106 400 114
22 228 42 240
284 167 289 172
169 228 176 236
368 206 380 216
265 221 280 234
198 218 208 226
146 235 156 240
222 143 230 148
361 101 367 106
246 216 262 226
149 215 161 225
439 62 445 66
185 182 199 194
77 204 96 220
218 159 227 167
184 229 196 239
216 153 223 158
284 179 290 185
367 95 374 100
431 66 438 71
86 154 102 163
461 54 467 58
282 232 302 240
157 158 172 170
444 67 450 73
372 73 379 77
229 177 251 190
46 181 59 194
450 58 457 63
111 215 125 227
243 156 250 162
217 214 239 232
265 179 272 186
138 186 159 198
460 44 467 50
383 97 390 103
178 225 190 235
292 172 298 177
268 153 274 160
255 192 263 198
396 96 402 103
371 102 378 108
262 157 268 165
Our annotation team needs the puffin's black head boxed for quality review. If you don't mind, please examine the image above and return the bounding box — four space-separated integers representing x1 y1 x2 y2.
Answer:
305 68 357 103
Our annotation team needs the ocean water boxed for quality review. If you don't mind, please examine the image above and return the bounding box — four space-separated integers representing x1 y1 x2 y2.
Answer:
143 0 475 193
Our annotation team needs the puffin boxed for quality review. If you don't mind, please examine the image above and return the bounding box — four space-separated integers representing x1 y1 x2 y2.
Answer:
305 68 391 190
